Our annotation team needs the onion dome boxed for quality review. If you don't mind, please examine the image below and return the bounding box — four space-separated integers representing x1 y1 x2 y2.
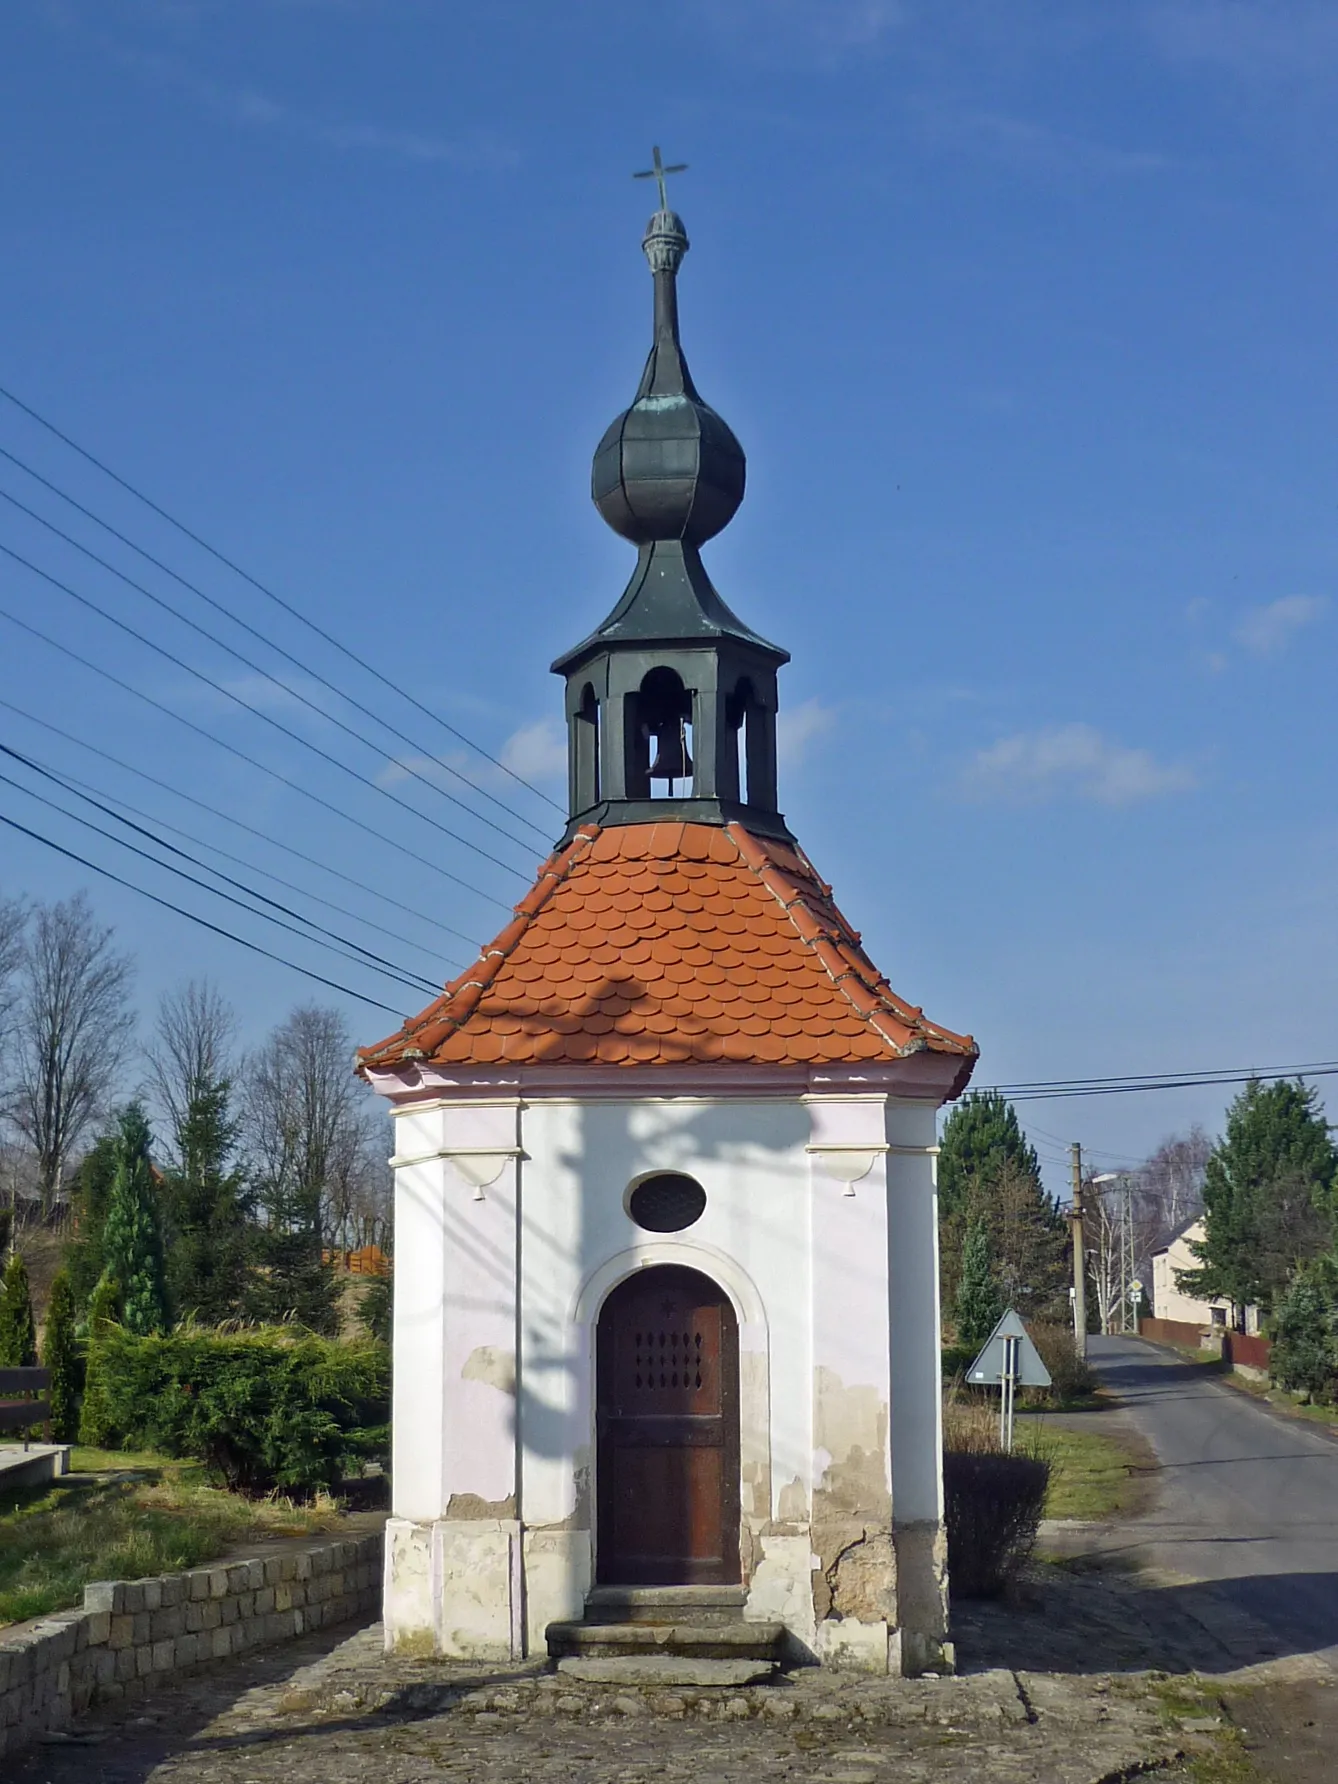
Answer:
591 206 746 546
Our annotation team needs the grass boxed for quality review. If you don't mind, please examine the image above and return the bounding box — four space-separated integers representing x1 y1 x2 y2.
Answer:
0 1450 344 1628
944 1394 1154 1522
1023 1418 1153 1521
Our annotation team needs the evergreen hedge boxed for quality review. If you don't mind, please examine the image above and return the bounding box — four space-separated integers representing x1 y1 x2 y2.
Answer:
90 1328 389 1497
0 1252 38 1368
41 1269 82 1441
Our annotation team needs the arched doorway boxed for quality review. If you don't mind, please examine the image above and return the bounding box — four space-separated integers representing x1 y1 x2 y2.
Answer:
595 1265 740 1585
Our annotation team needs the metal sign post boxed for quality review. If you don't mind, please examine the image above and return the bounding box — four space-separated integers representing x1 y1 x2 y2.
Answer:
968 1310 1052 1454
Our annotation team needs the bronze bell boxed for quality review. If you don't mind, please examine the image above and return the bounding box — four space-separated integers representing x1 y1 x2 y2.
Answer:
648 721 692 782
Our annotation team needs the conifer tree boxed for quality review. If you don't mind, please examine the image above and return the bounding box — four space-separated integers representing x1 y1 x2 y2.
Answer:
0 1250 38 1367
78 1272 122 1448
101 1103 168 1336
1182 1079 1338 1312
42 1269 81 1441
939 1092 1043 1224
65 1129 120 1312
955 1219 1004 1351
163 1077 251 1324
938 1092 1066 1320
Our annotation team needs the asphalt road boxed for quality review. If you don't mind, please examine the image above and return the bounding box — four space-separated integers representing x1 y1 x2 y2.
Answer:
1088 1334 1338 1666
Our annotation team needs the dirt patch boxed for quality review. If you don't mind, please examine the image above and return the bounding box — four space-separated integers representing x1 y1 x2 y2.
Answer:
1226 1675 1338 1784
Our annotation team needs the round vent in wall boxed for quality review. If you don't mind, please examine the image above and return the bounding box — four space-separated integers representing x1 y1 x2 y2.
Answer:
627 1173 707 1233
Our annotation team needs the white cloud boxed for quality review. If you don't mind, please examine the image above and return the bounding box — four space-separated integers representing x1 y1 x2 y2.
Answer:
775 697 835 769
500 719 567 785
963 724 1198 806
1233 594 1328 658
220 673 333 719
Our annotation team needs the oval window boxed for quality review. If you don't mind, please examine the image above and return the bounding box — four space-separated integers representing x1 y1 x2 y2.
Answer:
627 1173 707 1234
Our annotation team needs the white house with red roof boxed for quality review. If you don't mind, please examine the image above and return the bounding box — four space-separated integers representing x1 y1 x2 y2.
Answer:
358 186 976 1677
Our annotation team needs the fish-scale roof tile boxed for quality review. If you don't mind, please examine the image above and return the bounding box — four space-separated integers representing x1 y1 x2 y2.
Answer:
357 822 976 1082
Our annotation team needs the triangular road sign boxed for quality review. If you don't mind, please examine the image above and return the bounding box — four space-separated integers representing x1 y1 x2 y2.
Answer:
966 1308 1052 1389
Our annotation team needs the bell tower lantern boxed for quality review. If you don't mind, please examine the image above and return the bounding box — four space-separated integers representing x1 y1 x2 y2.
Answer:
552 158 791 843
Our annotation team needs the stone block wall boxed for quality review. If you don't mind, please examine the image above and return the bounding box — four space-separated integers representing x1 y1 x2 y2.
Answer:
0 1530 383 1762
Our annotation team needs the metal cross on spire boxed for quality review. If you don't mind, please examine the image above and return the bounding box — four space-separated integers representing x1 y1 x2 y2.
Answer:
633 145 688 213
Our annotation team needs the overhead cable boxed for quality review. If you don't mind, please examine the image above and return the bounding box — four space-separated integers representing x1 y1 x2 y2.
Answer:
979 1062 1338 1102
0 381 564 809
0 695 478 948
0 810 405 1017
0 539 533 877
0 480 547 850
0 444 553 836
0 601 514 908
0 758 441 998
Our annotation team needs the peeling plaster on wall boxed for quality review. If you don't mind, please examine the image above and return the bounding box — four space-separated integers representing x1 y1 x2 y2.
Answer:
462 1345 517 1395
739 1521 760 1581
777 1475 807 1522
529 1456 591 1534
811 1366 894 1623
445 1492 518 1520
892 1519 950 1641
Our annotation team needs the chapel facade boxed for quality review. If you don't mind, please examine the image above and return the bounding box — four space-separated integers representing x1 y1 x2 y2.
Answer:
357 184 977 1676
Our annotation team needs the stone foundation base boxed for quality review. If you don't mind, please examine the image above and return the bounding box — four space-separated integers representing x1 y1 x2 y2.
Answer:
383 1519 592 1660
383 1515 949 1674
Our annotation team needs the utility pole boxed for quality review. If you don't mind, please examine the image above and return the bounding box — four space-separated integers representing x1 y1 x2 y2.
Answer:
1070 1142 1087 1358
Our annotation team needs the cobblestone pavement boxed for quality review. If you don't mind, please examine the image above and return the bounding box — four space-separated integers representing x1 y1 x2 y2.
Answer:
9 1621 1212 1784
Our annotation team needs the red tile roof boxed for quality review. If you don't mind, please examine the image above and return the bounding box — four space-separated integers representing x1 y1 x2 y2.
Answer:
357 822 976 1082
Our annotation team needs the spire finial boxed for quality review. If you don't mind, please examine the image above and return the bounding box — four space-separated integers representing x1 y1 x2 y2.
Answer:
633 144 687 213
635 146 690 276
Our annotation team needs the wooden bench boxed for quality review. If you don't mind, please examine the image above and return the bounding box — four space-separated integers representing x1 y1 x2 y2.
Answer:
0 1367 52 1446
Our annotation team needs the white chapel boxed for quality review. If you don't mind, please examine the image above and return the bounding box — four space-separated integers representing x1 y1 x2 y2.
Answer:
358 177 977 1677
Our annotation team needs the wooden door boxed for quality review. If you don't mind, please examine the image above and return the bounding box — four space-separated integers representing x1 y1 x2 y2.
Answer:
596 1265 740 1585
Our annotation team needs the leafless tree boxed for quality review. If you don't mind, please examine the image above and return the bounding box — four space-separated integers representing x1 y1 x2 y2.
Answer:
4 893 135 1215
1136 1127 1212 1245
0 895 24 1051
241 1004 387 1246
145 980 238 1164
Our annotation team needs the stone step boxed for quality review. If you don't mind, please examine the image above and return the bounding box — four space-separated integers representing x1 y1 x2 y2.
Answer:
583 1585 748 1628
556 1654 779 1687
546 1618 786 1664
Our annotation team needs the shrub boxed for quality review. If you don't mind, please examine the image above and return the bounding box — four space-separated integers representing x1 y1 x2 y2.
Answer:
1270 1260 1338 1401
943 1448 1051 1598
1027 1321 1097 1405
77 1274 123 1448
0 1251 38 1368
940 1341 976 1381
357 1275 391 1344
42 1270 82 1442
90 1328 389 1497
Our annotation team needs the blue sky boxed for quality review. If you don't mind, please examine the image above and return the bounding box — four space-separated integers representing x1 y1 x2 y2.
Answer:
1 0 1335 1191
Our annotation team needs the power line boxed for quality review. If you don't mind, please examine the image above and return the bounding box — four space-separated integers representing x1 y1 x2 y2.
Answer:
34 744 463 970
0 756 441 998
980 1062 1338 1102
0 381 564 810
0 480 548 851
0 600 515 908
0 695 478 949
0 538 533 878
0 809 406 1017
0 443 554 838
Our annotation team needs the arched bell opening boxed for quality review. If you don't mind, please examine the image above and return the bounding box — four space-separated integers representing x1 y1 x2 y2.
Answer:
632 665 695 800
595 1263 741 1585
725 674 777 812
569 682 601 813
